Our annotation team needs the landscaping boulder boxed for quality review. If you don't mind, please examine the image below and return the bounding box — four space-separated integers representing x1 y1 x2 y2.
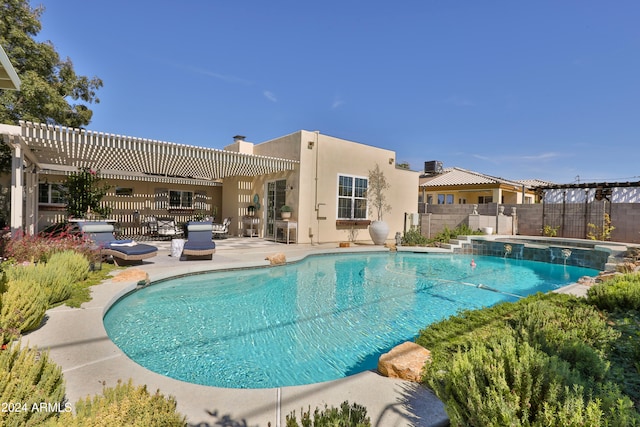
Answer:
265 253 286 265
378 341 431 382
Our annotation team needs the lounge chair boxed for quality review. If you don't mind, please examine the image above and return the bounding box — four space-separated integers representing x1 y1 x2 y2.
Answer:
79 221 158 265
212 217 231 239
182 221 216 260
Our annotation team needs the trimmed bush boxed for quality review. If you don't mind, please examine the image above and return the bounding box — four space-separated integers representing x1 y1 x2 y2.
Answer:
51 379 186 427
587 273 640 311
286 401 370 427
0 343 66 427
0 279 48 341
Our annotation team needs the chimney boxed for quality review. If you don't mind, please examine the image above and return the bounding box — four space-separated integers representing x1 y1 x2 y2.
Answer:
233 135 246 143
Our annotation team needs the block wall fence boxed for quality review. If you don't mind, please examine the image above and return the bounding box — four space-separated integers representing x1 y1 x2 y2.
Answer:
419 202 640 244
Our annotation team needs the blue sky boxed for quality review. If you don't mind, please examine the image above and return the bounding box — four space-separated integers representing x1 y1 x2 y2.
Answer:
36 1 639 184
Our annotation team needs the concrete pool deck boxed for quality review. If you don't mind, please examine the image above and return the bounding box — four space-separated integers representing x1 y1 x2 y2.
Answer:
23 239 450 427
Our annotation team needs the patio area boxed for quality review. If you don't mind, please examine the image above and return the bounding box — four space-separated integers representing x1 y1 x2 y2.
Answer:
22 239 449 427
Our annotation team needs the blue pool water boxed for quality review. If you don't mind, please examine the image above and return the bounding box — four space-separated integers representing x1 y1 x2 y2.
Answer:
103 252 598 389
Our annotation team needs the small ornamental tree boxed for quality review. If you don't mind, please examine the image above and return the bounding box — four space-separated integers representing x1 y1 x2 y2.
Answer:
367 164 391 221
64 167 111 219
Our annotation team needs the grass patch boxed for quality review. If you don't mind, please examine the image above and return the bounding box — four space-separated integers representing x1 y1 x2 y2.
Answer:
62 263 120 308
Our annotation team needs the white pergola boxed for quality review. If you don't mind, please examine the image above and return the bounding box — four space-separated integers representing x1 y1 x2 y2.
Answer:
3 121 299 235
0 45 21 90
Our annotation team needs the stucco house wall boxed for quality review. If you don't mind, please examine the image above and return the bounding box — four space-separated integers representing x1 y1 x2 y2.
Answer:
255 131 419 244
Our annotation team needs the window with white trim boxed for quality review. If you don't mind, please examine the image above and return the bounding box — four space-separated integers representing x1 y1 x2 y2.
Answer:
337 174 368 219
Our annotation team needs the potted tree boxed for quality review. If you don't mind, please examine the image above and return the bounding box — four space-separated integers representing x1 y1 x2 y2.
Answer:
280 205 293 220
367 164 391 245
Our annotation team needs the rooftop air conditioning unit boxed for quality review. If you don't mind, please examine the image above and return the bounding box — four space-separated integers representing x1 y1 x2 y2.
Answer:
424 160 443 175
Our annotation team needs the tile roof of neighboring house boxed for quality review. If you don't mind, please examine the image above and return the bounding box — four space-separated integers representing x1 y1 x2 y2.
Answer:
420 167 526 188
516 179 557 188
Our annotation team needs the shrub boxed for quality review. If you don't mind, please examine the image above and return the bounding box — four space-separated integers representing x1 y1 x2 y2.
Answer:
432 224 483 244
420 293 640 425
401 228 430 246
286 401 370 427
587 273 640 311
424 335 637 426
0 279 48 341
3 251 88 305
52 379 186 427
0 343 66 427
48 251 90 283
2 231 90 264
509 294 620 381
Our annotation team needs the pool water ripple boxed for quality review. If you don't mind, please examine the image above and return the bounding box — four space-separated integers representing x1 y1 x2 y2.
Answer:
104 252 597 388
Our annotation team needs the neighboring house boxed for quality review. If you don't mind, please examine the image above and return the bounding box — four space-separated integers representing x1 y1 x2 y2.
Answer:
419 165 539 209
1 122 419 244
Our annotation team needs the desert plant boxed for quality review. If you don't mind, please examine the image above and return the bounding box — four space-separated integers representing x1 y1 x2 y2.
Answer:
0 279 48 341
424 333 637 426
587 213 615 241
286 401 370 427
0 343 66 426
48 251 90 283
543 224 559 237
6 261 73 305
2 230 92 264
52 379 186 427
419 293 640 425
367 164 391 221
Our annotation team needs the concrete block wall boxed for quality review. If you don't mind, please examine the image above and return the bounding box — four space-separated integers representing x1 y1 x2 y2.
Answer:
418 203 640 244
611 203 640 243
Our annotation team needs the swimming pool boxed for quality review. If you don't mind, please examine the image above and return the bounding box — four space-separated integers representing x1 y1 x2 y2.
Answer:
103 252 598 389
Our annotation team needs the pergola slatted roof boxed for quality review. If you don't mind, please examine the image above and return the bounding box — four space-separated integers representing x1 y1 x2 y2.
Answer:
20 121 298 185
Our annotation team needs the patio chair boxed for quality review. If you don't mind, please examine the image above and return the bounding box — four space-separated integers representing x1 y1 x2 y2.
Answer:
157 217 183 239
212 217 232 239
79 221 158 265
145 216 159 236
182 221 216 260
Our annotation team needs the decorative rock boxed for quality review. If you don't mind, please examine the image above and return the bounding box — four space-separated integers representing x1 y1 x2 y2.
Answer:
265 253 286 265
378 341 431 382
112 269 149 283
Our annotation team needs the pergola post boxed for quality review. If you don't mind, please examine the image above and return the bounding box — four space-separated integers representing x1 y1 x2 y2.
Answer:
9 138 23 237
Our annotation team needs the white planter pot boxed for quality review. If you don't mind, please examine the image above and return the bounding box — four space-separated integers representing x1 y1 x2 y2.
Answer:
481 226 493 235
281 212 291 220
369 220 390 245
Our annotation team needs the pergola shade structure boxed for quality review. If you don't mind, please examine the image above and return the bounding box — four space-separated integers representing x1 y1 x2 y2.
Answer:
0 45 20 90
6 121 298 235
20 121 298 183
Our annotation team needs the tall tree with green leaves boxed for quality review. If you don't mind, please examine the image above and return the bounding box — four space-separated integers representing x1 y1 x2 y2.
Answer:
0 0 103 169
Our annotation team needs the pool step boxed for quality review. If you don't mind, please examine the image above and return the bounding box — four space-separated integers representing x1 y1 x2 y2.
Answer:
441 236 474 252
